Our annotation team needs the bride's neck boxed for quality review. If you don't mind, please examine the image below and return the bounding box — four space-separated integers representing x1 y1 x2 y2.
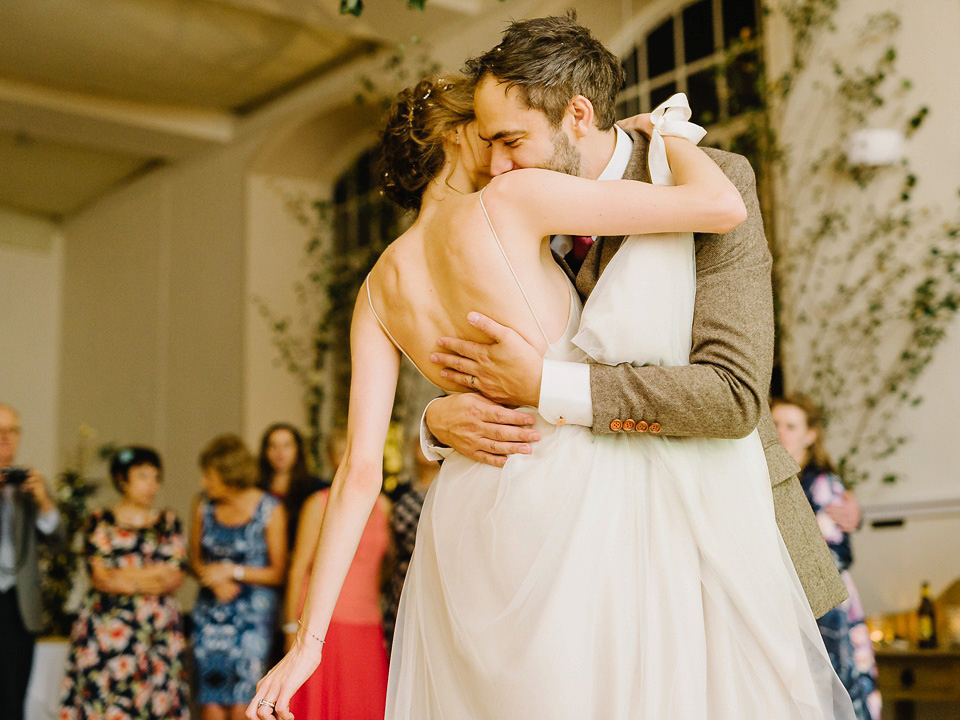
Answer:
419 152 476 213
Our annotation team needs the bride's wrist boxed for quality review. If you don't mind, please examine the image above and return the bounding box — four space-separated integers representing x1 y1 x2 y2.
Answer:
295 619 327 650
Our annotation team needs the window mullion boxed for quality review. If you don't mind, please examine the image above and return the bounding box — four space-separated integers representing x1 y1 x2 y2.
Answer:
713 0 730 133
637 42 649 111
674 10 687 95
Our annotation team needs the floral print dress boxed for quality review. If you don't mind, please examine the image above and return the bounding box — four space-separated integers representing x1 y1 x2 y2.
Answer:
800 466 882 720
60 508 189 720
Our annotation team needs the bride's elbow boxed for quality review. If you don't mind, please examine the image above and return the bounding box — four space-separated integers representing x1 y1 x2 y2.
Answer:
713 190 747 233
334 458 384 502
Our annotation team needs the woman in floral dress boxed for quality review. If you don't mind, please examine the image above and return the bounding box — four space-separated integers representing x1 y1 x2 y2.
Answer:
60 446 189 720
772 396 882 720
191 434 287 720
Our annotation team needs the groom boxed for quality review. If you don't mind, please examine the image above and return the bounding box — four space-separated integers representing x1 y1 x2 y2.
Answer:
422 14 847 618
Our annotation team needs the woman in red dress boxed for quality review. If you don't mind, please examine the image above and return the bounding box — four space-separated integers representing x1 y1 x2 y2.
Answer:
284 431 390 720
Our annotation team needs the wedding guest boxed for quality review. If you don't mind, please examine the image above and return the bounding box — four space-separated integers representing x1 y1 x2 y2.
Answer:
257 423 323 548
772 396 881 720
191 434 287 720
285 429 390 720
59 446 189 720
383 438 438 647
0 402 62 720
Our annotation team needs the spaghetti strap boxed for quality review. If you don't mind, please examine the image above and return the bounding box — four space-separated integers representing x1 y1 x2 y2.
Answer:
365 274 432 382
478 188 551 347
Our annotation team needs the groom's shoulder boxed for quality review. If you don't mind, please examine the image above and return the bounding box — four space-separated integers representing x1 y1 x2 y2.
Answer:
700 147 756 188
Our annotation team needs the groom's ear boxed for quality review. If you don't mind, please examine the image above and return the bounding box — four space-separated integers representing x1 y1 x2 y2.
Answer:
566 95 596 137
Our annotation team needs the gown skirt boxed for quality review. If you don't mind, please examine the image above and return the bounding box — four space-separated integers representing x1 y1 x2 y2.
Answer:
384 94 854 719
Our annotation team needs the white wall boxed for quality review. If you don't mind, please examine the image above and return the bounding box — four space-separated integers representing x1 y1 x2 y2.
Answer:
58 133 262 601
244 174 328 445
765 0 960 617
0 207 61 477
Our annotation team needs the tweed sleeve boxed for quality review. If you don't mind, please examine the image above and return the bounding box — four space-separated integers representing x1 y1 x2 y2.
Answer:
589 150 774 439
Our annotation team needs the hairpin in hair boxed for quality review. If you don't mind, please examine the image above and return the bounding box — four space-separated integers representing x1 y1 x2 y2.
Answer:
118 448 134 464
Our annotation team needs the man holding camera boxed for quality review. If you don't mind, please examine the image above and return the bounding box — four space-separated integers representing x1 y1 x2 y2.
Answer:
0 402 61 720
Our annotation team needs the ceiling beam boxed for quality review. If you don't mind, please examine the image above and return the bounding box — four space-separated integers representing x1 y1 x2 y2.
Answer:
204 0 383 39
0 78 235 160
207 0 483 44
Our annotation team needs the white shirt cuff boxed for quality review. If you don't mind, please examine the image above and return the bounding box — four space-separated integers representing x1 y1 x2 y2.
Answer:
538 359 593 427
36 506 61 535
420 398 453 462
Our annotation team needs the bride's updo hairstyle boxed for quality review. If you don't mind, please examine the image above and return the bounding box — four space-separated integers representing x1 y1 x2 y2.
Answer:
379 76 475 211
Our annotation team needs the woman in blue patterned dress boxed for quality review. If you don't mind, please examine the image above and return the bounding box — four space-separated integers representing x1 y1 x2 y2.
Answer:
772 396 881 720
190 434 288 720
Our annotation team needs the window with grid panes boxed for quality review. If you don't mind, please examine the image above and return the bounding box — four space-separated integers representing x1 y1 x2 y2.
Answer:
617 0 781 391
616 0 765 167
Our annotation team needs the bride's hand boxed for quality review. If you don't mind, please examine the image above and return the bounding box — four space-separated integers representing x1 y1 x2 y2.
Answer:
246 639 324 720
617 112 654 139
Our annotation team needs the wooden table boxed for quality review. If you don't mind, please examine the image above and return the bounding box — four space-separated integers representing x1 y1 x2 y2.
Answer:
875 647 960 719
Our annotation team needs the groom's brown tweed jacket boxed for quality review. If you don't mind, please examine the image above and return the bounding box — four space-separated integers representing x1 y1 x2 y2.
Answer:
568 130 847 618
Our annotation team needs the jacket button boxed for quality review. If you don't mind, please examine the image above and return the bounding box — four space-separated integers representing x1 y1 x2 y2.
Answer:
636 421 648 433
610 419 623 432
622 419 636 432
649 422 662 434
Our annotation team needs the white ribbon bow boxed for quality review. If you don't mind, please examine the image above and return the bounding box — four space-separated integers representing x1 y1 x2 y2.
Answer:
648 93 707 186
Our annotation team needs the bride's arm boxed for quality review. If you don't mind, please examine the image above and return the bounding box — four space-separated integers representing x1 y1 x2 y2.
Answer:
481 136 746 238
247 289 401 720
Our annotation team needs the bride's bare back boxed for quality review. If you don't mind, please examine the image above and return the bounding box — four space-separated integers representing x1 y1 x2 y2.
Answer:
367 189 573 392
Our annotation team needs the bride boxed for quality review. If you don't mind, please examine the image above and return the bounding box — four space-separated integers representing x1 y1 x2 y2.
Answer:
248 77 853 720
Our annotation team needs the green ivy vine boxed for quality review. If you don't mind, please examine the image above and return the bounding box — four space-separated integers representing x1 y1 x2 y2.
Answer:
763 0 960 485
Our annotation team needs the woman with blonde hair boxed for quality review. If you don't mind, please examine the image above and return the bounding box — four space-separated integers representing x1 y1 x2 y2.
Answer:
772 396 881 720
191 434 288 720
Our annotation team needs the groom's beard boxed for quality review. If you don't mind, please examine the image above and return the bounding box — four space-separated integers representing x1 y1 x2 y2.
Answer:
545 131 583 177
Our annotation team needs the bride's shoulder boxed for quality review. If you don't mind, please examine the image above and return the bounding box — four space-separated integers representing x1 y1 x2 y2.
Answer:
368 235 415 297
483 169 574 210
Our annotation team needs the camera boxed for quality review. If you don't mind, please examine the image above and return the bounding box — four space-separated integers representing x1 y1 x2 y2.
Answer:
0 466 30 486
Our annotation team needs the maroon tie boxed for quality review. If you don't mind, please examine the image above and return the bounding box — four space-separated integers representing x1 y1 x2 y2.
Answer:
571 235 594 263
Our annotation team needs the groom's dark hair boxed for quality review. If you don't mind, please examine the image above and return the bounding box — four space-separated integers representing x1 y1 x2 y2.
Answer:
464 11 625 131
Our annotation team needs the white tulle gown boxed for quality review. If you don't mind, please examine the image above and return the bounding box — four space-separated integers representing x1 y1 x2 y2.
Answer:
377 97 855 719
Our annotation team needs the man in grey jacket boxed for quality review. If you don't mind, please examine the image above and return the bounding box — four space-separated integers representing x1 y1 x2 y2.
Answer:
423 14 847 619
0 403 61 720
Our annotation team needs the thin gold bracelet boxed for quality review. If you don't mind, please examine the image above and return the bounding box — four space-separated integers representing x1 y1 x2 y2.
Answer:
298 619 326 645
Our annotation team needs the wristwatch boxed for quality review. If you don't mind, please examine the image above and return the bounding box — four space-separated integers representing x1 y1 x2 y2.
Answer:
232 564 245 582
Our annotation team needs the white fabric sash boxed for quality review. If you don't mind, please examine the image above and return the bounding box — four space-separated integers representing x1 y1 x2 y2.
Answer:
572 93 705 368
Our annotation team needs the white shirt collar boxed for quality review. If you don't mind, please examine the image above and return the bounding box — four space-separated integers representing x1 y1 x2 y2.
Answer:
551 126 635 256
597 125 634 182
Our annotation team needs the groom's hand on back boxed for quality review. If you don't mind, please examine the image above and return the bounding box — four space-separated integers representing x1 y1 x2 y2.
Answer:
425 394 540 468
431 313 542 407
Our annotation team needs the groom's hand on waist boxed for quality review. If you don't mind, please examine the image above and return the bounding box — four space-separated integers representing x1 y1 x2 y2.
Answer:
431 313 542 407
425 394 540 468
